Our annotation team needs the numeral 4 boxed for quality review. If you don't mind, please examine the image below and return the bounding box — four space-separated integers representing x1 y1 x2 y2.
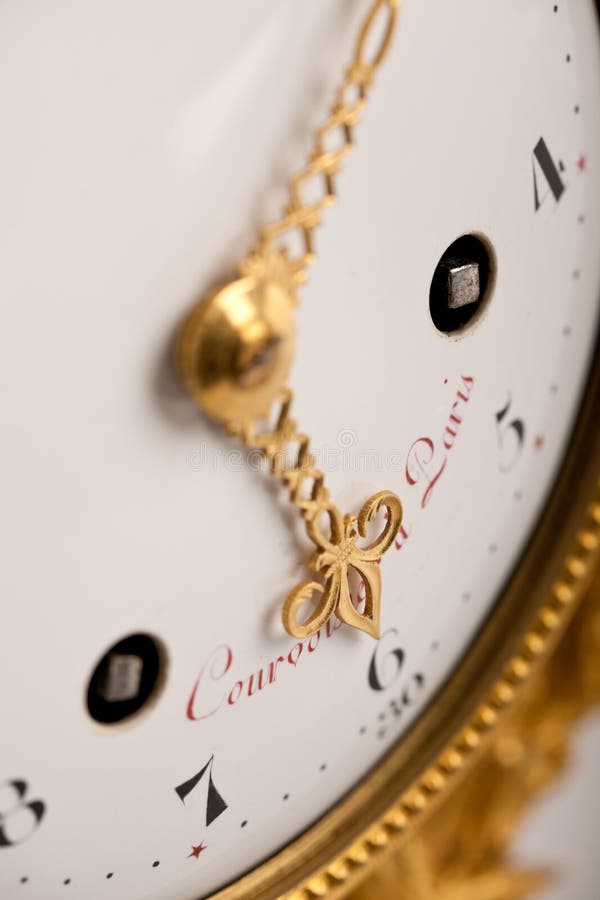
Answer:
495 394 525 472
533 137 566 212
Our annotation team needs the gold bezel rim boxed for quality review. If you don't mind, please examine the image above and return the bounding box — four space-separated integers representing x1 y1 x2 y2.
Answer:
206 341 600 900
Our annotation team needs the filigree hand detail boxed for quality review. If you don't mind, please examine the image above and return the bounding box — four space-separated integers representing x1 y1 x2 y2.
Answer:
283 492 402 639
176 0 402 641
177 254 403 641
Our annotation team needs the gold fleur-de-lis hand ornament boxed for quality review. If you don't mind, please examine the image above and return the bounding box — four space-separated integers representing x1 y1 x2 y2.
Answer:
284 493 402 639
176 1 403 639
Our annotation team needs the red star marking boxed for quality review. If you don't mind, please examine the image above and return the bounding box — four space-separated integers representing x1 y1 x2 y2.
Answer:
188 842 207 860
577 155 587 171
533 436 545 452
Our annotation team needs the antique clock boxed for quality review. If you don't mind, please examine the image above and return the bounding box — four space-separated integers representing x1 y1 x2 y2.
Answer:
1 1 600 898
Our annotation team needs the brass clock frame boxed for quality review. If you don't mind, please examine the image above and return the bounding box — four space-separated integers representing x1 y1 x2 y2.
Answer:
206 332 600 900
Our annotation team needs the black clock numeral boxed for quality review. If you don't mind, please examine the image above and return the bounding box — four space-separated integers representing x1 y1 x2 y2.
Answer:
533 137 566 211
0 779 46 848
368 628 405 692
175 756 228 827
495 394 526 473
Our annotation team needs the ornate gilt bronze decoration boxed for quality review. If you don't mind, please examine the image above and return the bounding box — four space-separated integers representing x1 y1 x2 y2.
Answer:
346 566 600 900
283 493 403 640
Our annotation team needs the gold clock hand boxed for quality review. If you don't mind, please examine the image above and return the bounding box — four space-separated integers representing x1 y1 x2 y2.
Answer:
237 389 402 640
254 0 400 287
176 0 402 639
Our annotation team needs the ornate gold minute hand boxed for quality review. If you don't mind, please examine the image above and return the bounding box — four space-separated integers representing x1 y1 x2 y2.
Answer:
176 1 402 639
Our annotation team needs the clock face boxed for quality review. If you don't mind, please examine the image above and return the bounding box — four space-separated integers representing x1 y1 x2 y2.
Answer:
1 1 600 898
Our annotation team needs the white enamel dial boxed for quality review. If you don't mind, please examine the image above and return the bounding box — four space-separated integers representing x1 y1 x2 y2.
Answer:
1 2 600 898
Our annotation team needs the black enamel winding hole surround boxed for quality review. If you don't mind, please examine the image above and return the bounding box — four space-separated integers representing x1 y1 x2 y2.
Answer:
86 633 166 725
429 233 496 334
